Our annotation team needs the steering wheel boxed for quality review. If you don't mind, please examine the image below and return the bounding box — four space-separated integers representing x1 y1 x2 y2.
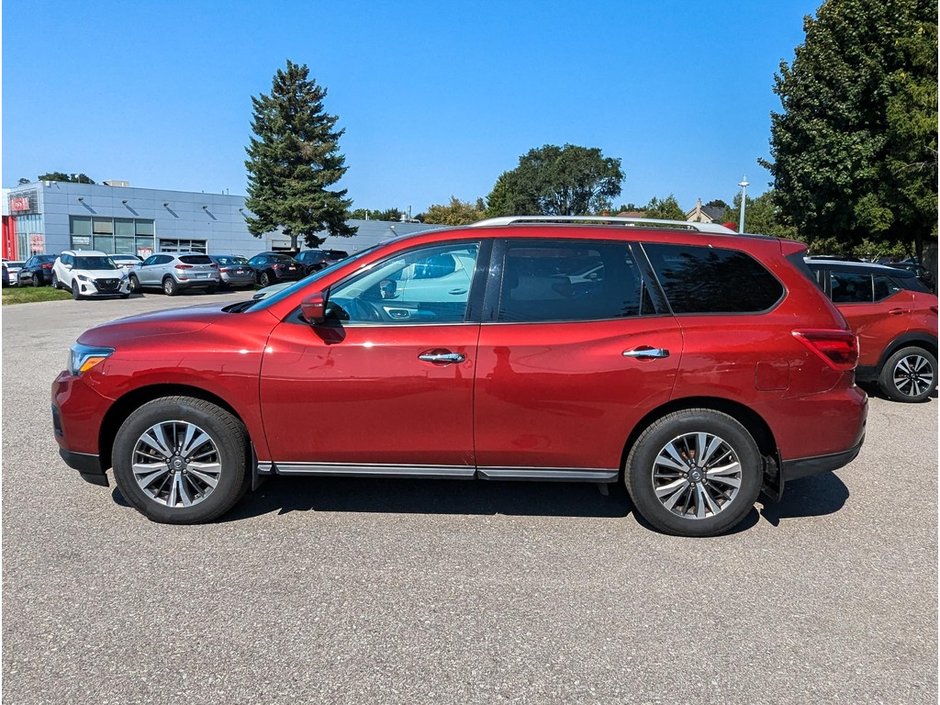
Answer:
331 297 383 322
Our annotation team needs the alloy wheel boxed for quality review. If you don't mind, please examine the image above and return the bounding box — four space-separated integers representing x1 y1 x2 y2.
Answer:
131 420 222 508
893 353 934 398
651 432 742 520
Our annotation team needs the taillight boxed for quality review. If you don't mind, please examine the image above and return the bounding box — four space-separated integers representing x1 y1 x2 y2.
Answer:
209 263 219 269
273 263 285 270
793 330 858 371
220 267 232 273
40 263 53 269
175 264 193 270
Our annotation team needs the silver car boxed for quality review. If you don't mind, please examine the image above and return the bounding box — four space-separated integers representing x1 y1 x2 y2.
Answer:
209 254 255 289
130 252 220 296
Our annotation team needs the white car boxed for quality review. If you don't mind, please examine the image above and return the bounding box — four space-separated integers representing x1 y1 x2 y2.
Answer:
109 254 142 272
52 250 131 300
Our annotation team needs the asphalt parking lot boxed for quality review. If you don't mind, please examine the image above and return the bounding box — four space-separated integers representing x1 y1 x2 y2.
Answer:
2 292 937 705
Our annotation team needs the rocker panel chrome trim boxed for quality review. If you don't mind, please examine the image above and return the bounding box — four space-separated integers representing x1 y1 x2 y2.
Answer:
478 467 619 482
264 462 475 479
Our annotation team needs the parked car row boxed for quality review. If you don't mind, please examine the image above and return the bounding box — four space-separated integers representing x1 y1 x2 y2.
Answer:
6 248 351 297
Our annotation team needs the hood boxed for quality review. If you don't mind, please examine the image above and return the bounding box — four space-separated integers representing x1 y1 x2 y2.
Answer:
78 302 237 345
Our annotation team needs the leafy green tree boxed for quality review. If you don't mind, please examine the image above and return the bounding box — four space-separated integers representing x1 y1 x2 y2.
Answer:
350 207 404 221
643 195 685 220
761 0 937 258
38 172 95 184
421 197 486 225
705 199 729 210
721 190 798 239
486 144 623 217
244 60 355 250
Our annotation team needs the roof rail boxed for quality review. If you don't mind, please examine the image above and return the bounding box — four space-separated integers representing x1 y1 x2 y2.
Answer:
469 215 737 235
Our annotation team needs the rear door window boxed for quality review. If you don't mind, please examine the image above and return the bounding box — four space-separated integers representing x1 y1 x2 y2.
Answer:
644 244 784 313
496 239 647 322
873 274 904 300
830 272 873 303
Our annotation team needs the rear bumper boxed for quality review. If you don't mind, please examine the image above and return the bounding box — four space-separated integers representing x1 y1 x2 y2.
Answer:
780 436 865 482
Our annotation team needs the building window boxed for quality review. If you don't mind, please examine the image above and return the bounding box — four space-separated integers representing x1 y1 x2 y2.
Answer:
71 216 154 255
159 238 207 254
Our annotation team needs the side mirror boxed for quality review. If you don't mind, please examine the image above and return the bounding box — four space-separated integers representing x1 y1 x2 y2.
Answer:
301 291 328 324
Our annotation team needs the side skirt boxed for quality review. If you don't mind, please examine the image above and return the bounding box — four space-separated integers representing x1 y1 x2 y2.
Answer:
257 462 619 483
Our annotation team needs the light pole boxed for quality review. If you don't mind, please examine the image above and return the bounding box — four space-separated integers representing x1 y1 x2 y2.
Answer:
737 176 749 233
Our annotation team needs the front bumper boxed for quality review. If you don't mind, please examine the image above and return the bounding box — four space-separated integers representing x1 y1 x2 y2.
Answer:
59 448 109 486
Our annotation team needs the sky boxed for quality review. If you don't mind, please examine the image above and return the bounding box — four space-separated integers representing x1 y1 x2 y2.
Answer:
2 0 821 215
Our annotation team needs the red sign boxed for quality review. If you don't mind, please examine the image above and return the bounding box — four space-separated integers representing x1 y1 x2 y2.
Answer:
29 234 45 253
10 197 30 212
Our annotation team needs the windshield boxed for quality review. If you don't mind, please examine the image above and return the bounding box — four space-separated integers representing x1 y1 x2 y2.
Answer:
74 256 118 270
245 245 381 311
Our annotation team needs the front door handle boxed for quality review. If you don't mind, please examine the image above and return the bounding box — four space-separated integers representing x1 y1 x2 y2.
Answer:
418 350 466 364
888 307 907 315
623 346 670 359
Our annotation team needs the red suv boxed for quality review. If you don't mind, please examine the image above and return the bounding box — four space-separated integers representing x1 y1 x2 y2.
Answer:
52 217 867 536
806 259 938 402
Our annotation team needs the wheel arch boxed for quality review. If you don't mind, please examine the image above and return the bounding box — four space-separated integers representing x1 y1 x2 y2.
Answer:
98 384 247 471
875 333 937 373
620 396 778 474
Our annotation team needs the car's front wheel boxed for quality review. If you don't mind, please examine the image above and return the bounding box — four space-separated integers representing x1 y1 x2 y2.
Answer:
71 281 82 300
879 346 937 402
112 397 251 523
128 274 140 293
625 409 762 537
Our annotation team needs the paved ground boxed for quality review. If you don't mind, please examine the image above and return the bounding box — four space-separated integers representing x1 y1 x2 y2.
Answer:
2 292 937 705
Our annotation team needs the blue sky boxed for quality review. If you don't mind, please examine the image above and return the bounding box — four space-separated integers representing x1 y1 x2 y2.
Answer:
3 0 820 214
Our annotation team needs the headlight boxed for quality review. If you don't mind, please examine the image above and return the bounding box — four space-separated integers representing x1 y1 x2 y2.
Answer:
77 274 91 282
68 343 114 375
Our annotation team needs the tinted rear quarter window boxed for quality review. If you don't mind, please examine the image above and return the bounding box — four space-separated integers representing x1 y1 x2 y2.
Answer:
645 244 783 313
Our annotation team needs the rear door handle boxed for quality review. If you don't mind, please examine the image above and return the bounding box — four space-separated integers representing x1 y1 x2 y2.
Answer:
623 346 670 359
418 350 466 364
888 308 907 315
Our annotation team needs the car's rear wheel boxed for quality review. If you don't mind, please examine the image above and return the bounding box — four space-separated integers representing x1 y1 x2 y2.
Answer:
625 409 762 537
163 277 179 296
879 346 937 402
259 271 271 288
112 397 251 523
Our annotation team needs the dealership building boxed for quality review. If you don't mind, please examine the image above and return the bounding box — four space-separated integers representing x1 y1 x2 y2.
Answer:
2 180 441 260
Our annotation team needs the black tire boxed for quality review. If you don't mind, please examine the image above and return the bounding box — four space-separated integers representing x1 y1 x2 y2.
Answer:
206 285 217 294
259 271 271 288
625 409 762 537
71 280 82 300
32 273 40 287
120 293 130 299
878 346 937 402
129 274 140 293
112 396 251 523
163 276 179 296
51 272 60 290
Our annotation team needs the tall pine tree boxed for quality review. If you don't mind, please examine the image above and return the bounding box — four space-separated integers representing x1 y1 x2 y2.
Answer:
245 60 355 250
